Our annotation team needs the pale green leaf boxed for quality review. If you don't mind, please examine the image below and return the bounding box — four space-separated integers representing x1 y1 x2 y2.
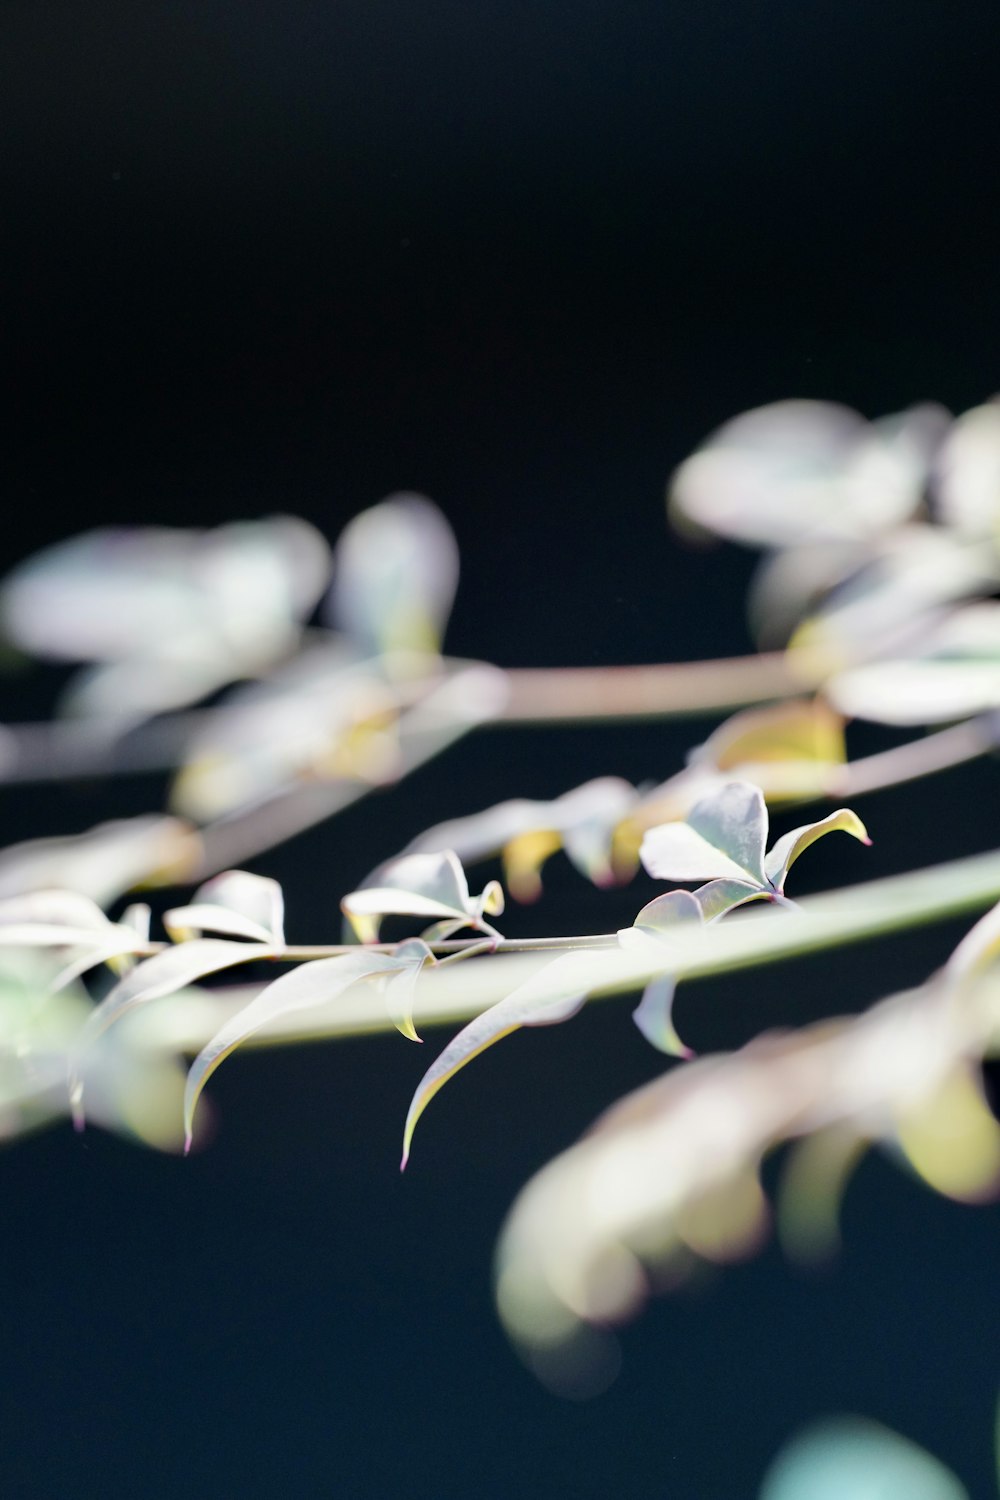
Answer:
342 850 503 943
763 808 871 892
184 946 429 1149
401 951 592 1168
164 870 285 945
622 892 701 1058
669 400 934 549
326 493 459 658
71 939 276 1127
692 878 772 921
640 781 768 884
946 897 1000 981
0 815 197 904
0 890 112 933
935 398 1000 539
631 972 688 1059
404 777 638 900
759 1417 969 1500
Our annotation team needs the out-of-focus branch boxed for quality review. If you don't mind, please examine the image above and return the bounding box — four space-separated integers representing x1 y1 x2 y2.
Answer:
0 649 822 787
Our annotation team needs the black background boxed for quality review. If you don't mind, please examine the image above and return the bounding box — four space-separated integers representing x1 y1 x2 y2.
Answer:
3 3 1000 1496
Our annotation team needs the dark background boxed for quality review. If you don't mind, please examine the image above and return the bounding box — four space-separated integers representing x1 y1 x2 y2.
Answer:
3 2 1000 1495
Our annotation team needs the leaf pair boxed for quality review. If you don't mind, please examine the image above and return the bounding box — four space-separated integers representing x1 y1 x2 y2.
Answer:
0 890 152 991
341 850 504 944
628 781 870 1056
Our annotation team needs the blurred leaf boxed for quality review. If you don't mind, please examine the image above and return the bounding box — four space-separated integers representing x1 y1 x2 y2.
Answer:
71 939 276 1126
935 397 1000 540
0 518 331 725
401 951 592 1168
827 602 1000 725
185 944 431 1150
790 525 998 674
342 850 504 944
777 1126 869 1264
164 870 285 946
405 777 639 901
170 639 402 820
495 961 997 1364
669 400 941 548
758 1417 969 1500
326 493 459 658
946 895 1000 981
0 890 148 988
696 697 845 778
895 1066 1000 1202
0 816 198 904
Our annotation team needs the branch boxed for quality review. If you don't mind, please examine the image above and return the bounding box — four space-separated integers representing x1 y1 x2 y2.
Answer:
129 845 1000 1055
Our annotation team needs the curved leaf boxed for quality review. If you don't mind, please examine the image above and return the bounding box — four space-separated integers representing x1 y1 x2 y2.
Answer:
621 893 701 1058
164 870 285 945
763 808 871 892
71 939 275 1127
405 777 638 901
641 782 768 885
759 1417 969 1500
184 946 430 1150
692 878 772 921
401 951 592 1168
342 850 503 943
0 815 197 904
669 400 934 549
326 493 460 658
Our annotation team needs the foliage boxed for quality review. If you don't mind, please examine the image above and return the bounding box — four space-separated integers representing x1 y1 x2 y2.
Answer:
2 396 1000 1478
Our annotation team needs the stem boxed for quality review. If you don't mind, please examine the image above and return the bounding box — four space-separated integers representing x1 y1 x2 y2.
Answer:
831 713 1000 798
500 651 818 723
131 844 1000 1054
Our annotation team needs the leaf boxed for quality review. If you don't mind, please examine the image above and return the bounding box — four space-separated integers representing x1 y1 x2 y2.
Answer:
0 890 112 933
946 896 1000 981
342 850 503 944
640 782 768 884
759 1417 969 1500
71 939 276 1127
669 400 937 549
620 891 703 1058
380 938 434 1042
691 878 773 921
164 870 285 945
0 889 147 988
0 518 331 724
628 889 705 938
170 641 401 820
934 397 1000 539
895 1066 1000 1203
184 946 431 1150
763 808 871 893
0 815 198 904
695 697 846 777
401 951 592 1168
405 777 638 902
325 493 460 658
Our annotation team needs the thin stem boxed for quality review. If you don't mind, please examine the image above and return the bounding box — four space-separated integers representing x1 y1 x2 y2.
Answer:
831 713 1000 799
500 651 820 723
131 844 1000 1054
